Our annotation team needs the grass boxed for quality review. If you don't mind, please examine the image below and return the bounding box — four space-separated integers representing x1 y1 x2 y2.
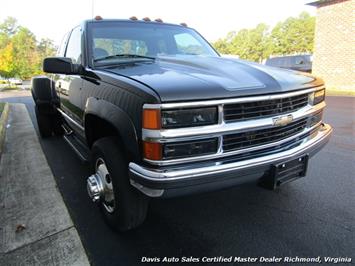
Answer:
0 102 8 157
0 83 20 92
0 86 19 91
0 103 4 116
326 88 355 97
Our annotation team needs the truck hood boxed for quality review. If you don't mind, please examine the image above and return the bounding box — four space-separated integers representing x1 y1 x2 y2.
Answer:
101 56 323 102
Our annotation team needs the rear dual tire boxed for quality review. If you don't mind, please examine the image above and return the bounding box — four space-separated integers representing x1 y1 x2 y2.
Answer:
32 76 62 138
35 105 63 138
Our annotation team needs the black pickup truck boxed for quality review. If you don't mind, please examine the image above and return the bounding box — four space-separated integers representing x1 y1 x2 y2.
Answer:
31 17 332 231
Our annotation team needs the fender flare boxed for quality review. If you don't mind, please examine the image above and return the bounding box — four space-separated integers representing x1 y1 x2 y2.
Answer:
84 97 140 161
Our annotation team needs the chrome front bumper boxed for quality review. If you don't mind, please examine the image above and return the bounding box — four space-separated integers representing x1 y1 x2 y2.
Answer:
129 123 332 198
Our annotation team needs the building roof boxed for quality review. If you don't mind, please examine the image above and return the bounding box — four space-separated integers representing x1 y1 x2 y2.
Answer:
307 0 343 6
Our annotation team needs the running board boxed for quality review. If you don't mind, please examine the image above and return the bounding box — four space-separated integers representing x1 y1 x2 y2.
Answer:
63 134 90 163
62 124 73 135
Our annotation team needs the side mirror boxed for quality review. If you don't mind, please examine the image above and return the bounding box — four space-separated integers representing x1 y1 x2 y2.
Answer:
43 57 80 74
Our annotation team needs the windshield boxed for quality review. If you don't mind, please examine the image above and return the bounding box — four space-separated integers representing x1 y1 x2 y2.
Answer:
89 21 219 65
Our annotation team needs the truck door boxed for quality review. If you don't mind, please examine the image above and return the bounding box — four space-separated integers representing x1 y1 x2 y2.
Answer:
57 26 86 140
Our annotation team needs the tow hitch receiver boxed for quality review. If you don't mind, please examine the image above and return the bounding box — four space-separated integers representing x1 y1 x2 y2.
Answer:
260 155 309 190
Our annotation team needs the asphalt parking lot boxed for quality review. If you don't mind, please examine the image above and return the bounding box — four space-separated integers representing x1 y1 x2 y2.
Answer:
0 91 354 265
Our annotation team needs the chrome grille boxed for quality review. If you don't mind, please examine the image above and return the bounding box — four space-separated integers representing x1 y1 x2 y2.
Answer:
224 93 309 122
223 117 308 152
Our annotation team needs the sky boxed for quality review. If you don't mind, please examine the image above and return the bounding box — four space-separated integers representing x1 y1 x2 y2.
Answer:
0 0 316 45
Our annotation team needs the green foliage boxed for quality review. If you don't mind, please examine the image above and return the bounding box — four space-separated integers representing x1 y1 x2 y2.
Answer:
271 12 315 55
0 42 15 77
0 17 56 79
0 103 5 115
213 12 315 62
38 38 57 58
0 17 18 37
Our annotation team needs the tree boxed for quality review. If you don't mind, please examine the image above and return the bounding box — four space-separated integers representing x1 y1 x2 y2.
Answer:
212 12 315 62
233 23 271 62
214 24 271 63
0 17 18 51
0 17 18 37
270 12 315 55
214 31 237 54
11 26 41 78
38 38 57 58
0 17 56 79
0 43 15 78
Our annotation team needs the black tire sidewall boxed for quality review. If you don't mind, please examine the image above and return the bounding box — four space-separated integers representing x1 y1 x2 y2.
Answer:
52 113 64 136
91 137 148 231
35 105 52 138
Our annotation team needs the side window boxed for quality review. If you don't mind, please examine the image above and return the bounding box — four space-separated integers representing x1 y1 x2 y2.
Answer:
174 33 205 55
57 32 69 57
65 27 82 63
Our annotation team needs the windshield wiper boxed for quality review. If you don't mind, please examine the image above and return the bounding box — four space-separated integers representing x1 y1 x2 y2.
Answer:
94 54 156 62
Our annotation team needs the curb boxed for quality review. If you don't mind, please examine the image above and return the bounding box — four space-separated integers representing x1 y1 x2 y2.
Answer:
0 102 9 155
0 103 90 265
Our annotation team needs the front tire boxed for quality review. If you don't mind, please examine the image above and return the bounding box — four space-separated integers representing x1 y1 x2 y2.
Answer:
91 137 149 231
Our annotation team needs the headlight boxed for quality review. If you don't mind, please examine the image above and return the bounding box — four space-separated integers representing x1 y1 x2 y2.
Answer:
142 106 219 161
310 89 325 105
142 138 218 160
161 107 218 129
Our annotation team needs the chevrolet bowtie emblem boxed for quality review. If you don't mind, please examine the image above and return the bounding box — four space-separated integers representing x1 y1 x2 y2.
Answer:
273 114 293 127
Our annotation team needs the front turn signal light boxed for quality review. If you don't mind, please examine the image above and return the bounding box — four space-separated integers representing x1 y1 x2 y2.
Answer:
143 141 162 160
143 109 161 129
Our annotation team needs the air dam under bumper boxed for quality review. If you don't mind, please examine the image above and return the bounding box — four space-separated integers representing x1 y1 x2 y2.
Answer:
129 123 332 198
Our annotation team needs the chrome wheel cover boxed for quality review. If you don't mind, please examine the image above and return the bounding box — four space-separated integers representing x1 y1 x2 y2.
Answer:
95 158 116 213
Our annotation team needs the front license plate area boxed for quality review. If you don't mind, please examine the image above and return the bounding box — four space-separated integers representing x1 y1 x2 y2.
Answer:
260 155 309 190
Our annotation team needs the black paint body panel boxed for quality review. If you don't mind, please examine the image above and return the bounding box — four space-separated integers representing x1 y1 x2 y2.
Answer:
102 56 323 102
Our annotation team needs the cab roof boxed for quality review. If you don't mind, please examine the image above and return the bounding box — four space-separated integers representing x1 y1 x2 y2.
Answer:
84 18 190 29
